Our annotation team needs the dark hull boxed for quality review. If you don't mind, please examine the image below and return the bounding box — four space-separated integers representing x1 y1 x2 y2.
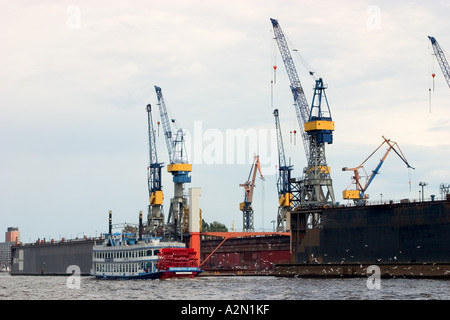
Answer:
290 199 450 264
275 199 450 277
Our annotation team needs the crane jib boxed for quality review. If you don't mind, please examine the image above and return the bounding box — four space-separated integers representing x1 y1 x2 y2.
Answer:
428 36 450 88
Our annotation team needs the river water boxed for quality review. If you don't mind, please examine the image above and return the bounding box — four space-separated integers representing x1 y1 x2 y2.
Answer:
1 272 449 300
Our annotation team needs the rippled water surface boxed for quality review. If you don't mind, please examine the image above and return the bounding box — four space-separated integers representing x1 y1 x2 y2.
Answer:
1 273 449 300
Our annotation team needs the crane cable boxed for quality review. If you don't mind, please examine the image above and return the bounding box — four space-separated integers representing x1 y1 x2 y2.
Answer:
429 41 435 113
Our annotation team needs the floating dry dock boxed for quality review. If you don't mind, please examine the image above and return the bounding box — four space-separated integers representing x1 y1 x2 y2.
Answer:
273 196 450 278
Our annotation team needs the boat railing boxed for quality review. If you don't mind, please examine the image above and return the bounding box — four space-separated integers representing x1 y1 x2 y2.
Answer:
93 241 185 251
341 195 449 207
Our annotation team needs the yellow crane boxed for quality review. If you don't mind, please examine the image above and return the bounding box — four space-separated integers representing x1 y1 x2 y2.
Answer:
239 155 264 232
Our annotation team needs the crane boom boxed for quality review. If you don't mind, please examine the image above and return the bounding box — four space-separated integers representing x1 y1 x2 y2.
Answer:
154 85 175 163
271 18 311 161
428 36 450 88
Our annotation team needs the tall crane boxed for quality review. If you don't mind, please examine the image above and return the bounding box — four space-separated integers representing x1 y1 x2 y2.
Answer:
428 36 450 88
146 104 164 235
271 18 335 208
273 109 293 231
239 155 264 232
270 18 310 161
342 136 414 206
154 85 192 240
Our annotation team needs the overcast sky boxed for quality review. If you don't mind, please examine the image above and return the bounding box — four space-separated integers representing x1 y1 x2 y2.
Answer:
1 0 450 242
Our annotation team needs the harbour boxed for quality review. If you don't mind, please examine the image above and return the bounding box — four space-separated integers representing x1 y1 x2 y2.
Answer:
2 3 450 305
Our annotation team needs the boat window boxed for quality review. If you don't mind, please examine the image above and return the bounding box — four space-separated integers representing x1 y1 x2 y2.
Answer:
147 250 152 256
154 250 159 255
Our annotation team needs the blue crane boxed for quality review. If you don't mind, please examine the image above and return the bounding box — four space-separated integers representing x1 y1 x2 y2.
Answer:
154 85 192 240
428 36 450 88
273 109 293 231
271 18 335 207
146 104 164 235
343 136 414 206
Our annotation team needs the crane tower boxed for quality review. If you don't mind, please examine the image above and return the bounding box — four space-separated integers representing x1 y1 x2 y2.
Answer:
271 18 335 208
239 155 264 232
154 85 192 240
273 109 293 231
146 104 164 235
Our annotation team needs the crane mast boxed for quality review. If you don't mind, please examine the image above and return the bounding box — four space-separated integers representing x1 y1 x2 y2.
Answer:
428 36 450 88
270 18 310 161
271 18 335 208
146 104 164 235
154 85 192 240
239 155 264 232
274 109 293 231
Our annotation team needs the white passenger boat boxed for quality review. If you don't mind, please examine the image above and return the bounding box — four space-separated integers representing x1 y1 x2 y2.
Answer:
91 232 201 280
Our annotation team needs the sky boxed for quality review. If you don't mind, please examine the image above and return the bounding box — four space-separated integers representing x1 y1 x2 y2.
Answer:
1 0 450 243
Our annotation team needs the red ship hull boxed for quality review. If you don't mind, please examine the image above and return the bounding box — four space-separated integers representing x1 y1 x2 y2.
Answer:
157 247 202 279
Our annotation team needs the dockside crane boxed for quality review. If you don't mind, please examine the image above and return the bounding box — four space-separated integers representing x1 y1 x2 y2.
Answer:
154 85 192 240
239 155 264 232
342 136 414 206
428 36 450 88
146 104 164 236
273 109 293 231
271 18 335 208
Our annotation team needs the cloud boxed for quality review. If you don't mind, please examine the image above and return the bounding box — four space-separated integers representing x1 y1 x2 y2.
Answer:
1 0 449 241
